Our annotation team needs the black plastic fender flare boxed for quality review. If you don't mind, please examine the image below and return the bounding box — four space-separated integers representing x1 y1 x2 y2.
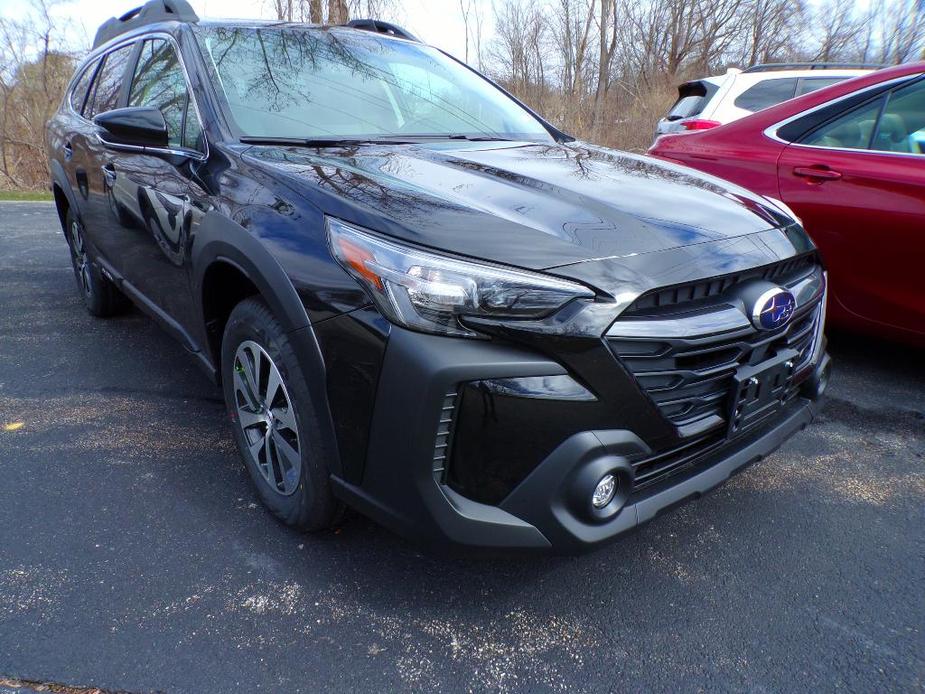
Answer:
191 211 343 478
192 211 313 335
49 159 80 228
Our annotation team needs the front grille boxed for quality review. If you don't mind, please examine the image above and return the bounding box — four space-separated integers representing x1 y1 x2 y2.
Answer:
608 261 825 487
632 433 725 489
609 304 820 438
624 255 817 315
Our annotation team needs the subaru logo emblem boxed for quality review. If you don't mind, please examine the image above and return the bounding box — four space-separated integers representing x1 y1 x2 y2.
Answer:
751 287 796 331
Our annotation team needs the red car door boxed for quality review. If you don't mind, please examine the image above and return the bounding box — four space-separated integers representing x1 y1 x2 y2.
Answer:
776 79 925 341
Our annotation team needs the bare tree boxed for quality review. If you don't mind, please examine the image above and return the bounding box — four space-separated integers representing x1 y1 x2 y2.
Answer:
273 0 293 21
487 0 551 106
0 0 79 190
812 0 866 61
590 0 618 138
458 0 485 66
872 0 925 63
551 0 595 126
735 0 805 66
271 0 396 23
459 0 474 62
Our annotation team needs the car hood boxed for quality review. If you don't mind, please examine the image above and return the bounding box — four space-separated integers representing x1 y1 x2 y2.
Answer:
243 140 796 274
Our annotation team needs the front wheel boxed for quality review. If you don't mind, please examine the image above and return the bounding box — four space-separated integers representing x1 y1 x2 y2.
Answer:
221 297 342 531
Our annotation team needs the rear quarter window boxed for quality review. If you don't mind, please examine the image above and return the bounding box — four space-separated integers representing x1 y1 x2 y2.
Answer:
69 60 99 115
86 44 136 118
734 78 798 112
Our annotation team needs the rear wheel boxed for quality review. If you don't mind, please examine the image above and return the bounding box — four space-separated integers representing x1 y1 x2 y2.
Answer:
64 209 128 317
221 297 342 530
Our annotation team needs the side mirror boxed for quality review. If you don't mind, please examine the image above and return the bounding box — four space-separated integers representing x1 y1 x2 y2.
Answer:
93 106 168 150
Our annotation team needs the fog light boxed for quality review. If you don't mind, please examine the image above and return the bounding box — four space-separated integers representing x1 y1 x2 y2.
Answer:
592 474 617 508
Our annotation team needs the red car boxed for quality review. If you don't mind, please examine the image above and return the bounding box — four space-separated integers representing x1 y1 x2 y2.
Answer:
650 62 925 346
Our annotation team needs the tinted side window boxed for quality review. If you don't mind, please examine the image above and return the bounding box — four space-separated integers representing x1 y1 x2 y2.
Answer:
734 78 798 112
86 45 135 118
129 39 202 150
872 80 925 155
69 59 99 114
777 82 899 142
796 77 845 97
800 97 885 150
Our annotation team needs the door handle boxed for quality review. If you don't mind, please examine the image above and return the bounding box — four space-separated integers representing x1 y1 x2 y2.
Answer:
63 141 73 161
793 166 842 182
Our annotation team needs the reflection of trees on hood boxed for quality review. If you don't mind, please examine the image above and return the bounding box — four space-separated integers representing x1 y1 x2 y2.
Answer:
575 142 730 194
255 145 464 222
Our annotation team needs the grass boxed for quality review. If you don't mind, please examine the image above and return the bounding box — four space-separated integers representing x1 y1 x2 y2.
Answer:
0 190 53 201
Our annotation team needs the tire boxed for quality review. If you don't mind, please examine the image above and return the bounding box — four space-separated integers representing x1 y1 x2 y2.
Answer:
221 296 343 531
63 208 128 317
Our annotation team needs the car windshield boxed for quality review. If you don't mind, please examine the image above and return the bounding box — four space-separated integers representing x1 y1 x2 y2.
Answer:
194 25 554 143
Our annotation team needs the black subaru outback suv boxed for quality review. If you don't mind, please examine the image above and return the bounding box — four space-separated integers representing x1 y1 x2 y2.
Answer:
46 0 831 552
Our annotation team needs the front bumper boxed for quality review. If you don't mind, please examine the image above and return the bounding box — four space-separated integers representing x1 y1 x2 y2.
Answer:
330 326 823 553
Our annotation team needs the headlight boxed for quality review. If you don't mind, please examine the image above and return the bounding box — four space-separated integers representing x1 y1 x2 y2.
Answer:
326 217 595 337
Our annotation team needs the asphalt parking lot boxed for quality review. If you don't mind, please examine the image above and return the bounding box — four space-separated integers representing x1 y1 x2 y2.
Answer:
0 200 922 693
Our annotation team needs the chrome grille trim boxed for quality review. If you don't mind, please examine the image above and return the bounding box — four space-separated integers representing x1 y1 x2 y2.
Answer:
605 306 750 339
606 265 825 340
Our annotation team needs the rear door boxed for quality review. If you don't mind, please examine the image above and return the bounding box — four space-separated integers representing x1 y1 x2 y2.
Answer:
78 42 139 261
52 57 101 223
777 78 925 337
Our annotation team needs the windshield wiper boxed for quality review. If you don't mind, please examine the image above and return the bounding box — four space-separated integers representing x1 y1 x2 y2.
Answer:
239 135 517 148
240 136 417 147
446 134 513 141
401 134 513 142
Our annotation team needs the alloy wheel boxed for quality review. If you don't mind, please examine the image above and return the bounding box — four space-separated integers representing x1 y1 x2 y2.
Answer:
69 219 92 297
232 340 302 496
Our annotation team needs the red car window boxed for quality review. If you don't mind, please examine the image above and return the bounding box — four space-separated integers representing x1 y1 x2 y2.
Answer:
872 80 925 154
800 97 886 150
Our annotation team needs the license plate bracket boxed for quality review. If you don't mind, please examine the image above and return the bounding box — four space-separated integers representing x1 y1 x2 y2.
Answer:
728 349 800 437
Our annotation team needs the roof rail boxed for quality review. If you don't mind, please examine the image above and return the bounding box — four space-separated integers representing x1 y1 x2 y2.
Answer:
93 0 199 49
345 19 419 42
743 62 884 73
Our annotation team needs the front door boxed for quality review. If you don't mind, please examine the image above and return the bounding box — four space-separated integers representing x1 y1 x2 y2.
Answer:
101 37 211 351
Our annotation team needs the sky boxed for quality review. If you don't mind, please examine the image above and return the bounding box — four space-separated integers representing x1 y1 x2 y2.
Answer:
0 0 495 60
